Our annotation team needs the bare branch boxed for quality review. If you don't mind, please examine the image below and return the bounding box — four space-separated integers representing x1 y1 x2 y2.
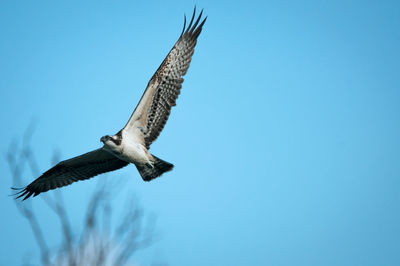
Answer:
8 127 159 265
8 142 50 266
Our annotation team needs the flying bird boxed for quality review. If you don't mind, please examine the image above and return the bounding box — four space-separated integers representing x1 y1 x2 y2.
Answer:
14 8 206 200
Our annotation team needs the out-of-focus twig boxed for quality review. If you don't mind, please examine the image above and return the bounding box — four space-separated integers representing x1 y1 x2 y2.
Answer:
8 127 157 265
7 143 51 266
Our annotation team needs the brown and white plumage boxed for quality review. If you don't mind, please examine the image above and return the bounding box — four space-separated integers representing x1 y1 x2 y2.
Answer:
124 8 207 149
14 8 206 200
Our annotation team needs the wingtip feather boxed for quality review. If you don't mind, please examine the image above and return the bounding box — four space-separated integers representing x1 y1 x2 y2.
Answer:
189 9 203 33
185 7 196 34
180 14 187 36
178 8 207 41
11 186 36 201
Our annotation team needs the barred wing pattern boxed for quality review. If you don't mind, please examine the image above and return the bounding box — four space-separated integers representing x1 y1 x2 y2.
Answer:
15 149 128 200
124 9 206 149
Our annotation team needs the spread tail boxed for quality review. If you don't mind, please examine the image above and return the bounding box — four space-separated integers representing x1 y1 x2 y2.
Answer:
135 155 174 181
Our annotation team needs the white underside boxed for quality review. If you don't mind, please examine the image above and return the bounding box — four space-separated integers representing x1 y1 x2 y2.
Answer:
103 129 152 165
120 141 152 164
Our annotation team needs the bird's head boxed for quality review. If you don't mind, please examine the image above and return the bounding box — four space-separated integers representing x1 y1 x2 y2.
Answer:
100 135 111 144
100 135 122 153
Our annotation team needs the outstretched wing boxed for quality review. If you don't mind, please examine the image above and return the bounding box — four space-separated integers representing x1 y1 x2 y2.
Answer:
14 149 128 200
123 8 207 149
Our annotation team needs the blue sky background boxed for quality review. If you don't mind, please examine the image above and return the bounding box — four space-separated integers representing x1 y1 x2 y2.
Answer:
1 0 400 265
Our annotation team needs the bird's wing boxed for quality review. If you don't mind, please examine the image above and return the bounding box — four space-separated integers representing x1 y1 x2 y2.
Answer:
122 8 207 149
14 149 128 200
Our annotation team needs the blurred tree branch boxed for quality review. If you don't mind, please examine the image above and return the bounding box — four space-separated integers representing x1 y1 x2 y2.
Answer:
7 127 156 266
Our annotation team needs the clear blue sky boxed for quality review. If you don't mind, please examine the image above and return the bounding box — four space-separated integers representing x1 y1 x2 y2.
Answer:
1 0 400 265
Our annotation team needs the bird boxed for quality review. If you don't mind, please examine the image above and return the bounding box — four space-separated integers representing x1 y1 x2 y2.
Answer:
14 8 207 200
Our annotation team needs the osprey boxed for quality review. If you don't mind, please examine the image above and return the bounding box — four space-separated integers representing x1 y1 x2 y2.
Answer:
15 8 206 200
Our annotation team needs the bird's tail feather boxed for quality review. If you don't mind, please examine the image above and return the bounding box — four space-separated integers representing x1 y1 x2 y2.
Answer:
135 155 174 181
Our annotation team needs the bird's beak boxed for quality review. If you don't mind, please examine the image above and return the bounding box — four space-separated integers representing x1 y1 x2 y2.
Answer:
100 136 107 143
